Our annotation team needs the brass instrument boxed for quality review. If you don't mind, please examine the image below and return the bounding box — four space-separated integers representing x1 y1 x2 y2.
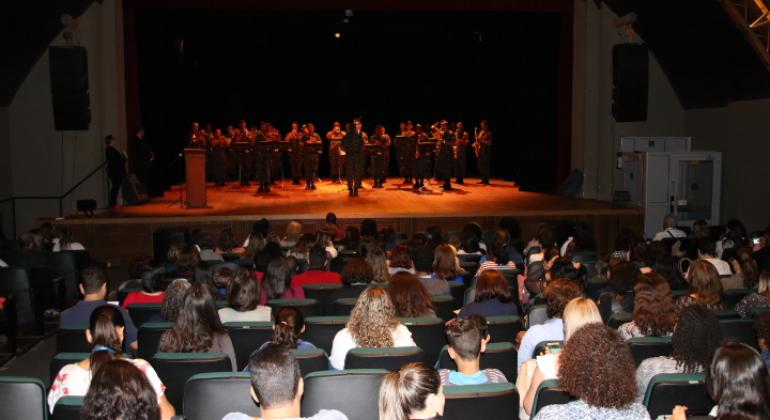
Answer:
473 127 483 158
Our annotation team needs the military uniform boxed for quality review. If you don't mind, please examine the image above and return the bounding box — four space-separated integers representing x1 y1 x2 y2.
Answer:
302 131 322 190
476 127 493 184
254 131 272 193
368 132 390 188
453 129 469 184
436 126 455 190
413 130 431 190
326 129 346 181
211 134 230 186
285 129 304 185
342 128 365 196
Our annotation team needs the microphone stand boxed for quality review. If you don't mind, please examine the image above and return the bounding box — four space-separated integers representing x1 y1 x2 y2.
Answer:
167 150 185 209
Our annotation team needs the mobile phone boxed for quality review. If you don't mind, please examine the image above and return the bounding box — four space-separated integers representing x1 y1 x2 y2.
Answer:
753 237 761 245
546 342 562 353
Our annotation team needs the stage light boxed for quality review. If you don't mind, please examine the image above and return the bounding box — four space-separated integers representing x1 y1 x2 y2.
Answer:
334 32 341 39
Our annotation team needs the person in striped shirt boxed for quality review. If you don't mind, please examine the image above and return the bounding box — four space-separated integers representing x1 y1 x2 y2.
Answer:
438 316 508 386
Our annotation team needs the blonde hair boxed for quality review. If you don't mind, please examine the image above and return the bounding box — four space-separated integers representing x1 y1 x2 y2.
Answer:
759 270 770 296
563 297 602 340
379 362 440 420
347 286 398 347
432 244 461 280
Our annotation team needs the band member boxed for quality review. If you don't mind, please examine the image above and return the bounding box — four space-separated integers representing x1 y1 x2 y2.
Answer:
413 124 430 190
434 119 455 191
105 135 126 208
302 123 322 190
130 126 153 194
342 120 365 197
326 122 346 183
402 121 417 184
188 122 202 147
369 125 390 188
284 122 304 185
254 124 272 193
453 121 470 184
238 123 256 186
265 122 282 183
475 120 493 185
211 128 230 186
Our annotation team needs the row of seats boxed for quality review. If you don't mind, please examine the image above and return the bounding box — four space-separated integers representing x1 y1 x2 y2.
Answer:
57 315 524 369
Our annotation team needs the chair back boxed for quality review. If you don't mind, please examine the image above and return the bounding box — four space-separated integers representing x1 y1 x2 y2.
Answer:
56 324 90 353
644 373 712 419
47 252 79 301
51 395 84 420
0 376 47 420
628 336 673 367
401 317 445 363
724 288 756 308
719 319 759 350
137 322 173 361
267 298 319 318
150 352 232 412
127 303 162 328
486 315 524 344
225 321 274 370
531 379 576 416
449 282 467 309
302 284 343 315
714 309 740 320
526 305 548 329
532 340 563 359
436 342 518 381
50 352 89 384
302 369 388 420
0 267 35 326
431 294 457 321
345 346 423 371
607 311 633 329
183 372 259 420
293 348 329 375
332 297 357 316
304 316 348 354
442 383 519 420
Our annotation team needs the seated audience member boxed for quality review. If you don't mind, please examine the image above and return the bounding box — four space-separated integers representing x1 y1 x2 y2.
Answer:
387 272 437 318
459 270 519 318
716 219 749 259
671 342 770 420
291 245 342 287
213 266 236 297
325 257 374 311
754 313 770 370
432 243 464 284
635 303 721 401
676 260 725 311
379 362 445 420
255 241 283 273
597 260 640 322
155 278 190 323
517 278 582 371
696 238 732 276
216 228 245 255
618 273 677 340
260 257 305 304
194 231 223 263
242 218 271 248
532 324 650 420
164 241 184 274
522 297 602 415
735 270 770 318
49 305 174 418
60 266 138 350
241 233 265 263
219 270 271 323
438 316 506 385
329 286 416 370
122 267 166 308
754 224 770 272
476 237 517 277
287 233 315 261
323 212 344 240
366 246 390 285
159 283 237 371
315 231 339 260
280 220 304 249
224 344 348 420
52 227 86 251
722 246 759 290
80 359 164 420
389 243 417 275
652 214 687 242
258 306 317 351
169 244 203 280
457 236 482 256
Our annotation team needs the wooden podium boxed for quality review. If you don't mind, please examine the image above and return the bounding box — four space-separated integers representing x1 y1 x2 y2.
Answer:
184 148 207 208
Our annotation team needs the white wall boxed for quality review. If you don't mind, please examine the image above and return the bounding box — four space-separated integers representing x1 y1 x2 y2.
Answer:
5 0 125 234
572 1 685 201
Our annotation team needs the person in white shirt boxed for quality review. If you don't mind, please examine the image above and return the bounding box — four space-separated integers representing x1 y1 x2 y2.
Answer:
218 270 271 323
223 344 348 420
696 238 732 276
652 214 687 242
329 285 416 370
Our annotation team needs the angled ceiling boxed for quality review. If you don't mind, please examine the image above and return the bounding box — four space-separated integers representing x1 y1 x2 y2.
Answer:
602 0 770 109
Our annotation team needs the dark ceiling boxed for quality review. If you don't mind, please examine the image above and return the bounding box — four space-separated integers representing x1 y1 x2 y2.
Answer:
602 0 770 108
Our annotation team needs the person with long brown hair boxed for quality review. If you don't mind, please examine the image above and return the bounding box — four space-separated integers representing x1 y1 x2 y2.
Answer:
48 305 174 418
329 285 416 370
80 359 163 420
379 362 445 420
459 270 519 318
387 272 436 318
259 257 305 304
219 269 271 323
158 283 237 371
422 243 462 296
618 273 677 340
676 259 724 311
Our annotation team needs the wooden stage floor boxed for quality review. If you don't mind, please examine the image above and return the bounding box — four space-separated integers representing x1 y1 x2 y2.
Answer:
55 178 643 265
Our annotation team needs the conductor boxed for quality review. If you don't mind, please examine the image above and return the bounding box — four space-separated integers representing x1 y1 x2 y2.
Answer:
341 119 365 197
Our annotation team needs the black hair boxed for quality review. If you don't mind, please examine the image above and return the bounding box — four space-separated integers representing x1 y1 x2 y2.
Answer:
81 266 107 295
308 244 327 269
141 267 164 293
707 342 770 419
248 344 302 409
672 303 722 373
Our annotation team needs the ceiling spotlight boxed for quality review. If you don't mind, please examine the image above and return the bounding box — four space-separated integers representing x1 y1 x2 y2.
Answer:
345 9 354 17
334 32 341 39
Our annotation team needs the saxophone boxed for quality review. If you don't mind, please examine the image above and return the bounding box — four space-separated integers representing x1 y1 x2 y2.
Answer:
473 128 482 158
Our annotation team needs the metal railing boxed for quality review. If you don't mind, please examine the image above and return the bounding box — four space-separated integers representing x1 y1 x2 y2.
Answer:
0 160 107 238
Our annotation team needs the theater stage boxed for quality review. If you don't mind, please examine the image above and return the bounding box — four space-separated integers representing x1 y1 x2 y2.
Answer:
52 178 643 266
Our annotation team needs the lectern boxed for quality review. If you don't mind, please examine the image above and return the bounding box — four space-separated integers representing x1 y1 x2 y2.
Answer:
184 148 207 208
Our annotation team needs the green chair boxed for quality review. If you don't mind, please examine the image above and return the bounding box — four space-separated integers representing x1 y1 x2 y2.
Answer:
267 298 320 318
607 311 633 329
137 322 173 361
0 376 48 420
714 309 740 320
724 288 756 308
431 294 458 321
302 284 343 315
150 352 232 412
304 316 348 354
400 317 445 364
302 369 388 420
183 372 258 420
126 303 162 328
49 352 89 384
486 315 524 344
56 324 90 353
332 297 357 316
345 346 423 371
443 383 519 420
51 395 84 420
225 321 274 370
643 373 711 419
292 348 329 375
628 336 673 367
436 342 518 382
719 319 759 350
531 379 575 416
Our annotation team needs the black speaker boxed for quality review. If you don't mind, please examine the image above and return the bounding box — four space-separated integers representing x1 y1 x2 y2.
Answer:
612 43 648 122
49 46 91 131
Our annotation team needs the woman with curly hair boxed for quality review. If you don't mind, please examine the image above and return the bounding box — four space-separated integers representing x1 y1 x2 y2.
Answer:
635 303 722 401
80 359 162 420
387 272 436 318
158 283 236 371
158 278 190 323
736 270 770 318
676 260 724 311
533 324 649 420
329 285 416 370
618 273 677 340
